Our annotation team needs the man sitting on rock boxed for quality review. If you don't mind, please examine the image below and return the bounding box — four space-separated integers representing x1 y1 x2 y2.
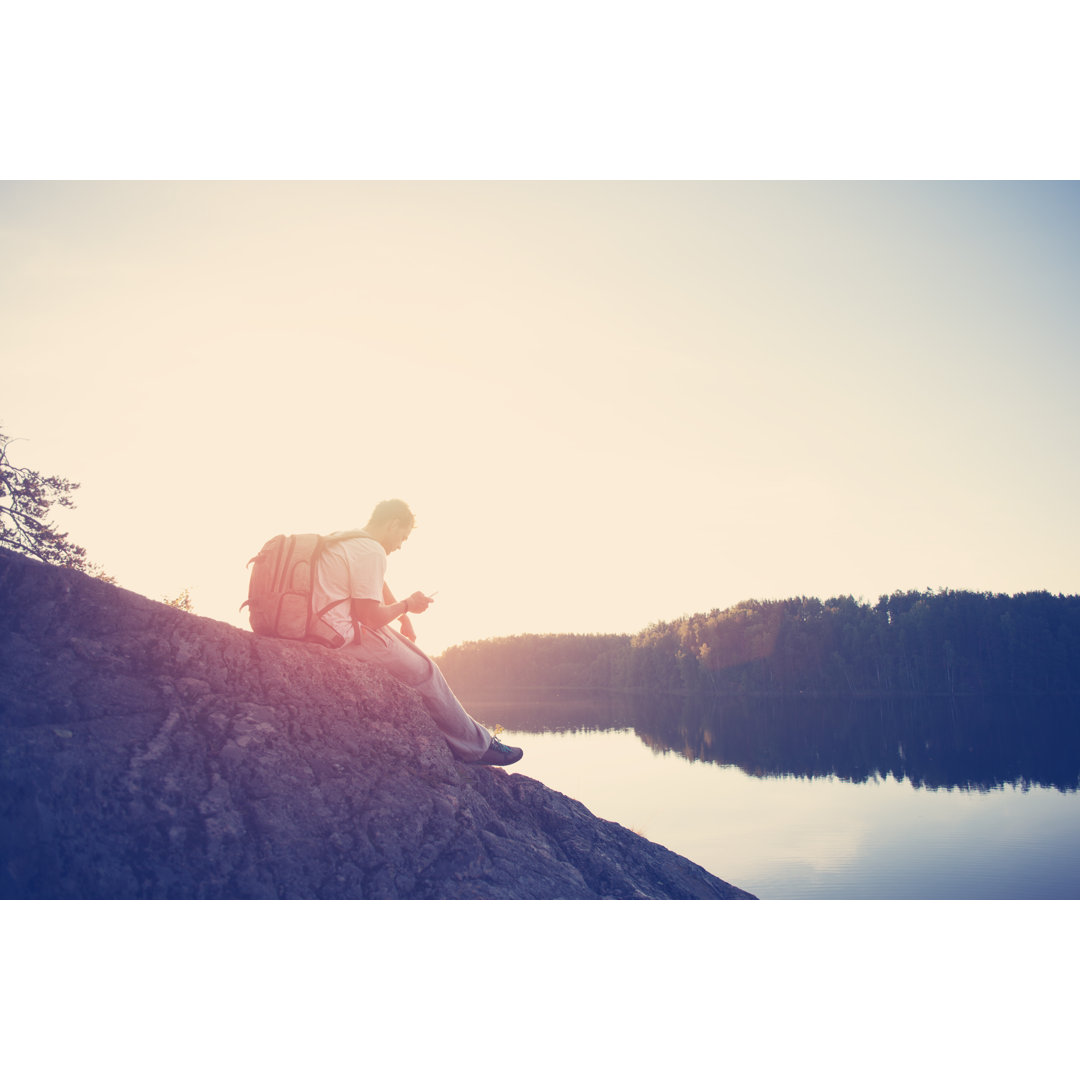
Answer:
312 498 523 767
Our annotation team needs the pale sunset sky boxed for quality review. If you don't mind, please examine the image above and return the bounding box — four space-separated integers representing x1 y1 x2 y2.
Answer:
3 180 1079 655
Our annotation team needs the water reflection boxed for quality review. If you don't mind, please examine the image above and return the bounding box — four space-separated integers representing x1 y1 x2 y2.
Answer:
467 691 1080 792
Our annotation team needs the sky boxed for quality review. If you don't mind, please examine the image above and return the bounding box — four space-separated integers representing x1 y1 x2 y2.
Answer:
3 181 1079 655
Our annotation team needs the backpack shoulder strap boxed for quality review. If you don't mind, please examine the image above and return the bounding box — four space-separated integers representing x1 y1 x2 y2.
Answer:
321 529 372 545
313 529 374 644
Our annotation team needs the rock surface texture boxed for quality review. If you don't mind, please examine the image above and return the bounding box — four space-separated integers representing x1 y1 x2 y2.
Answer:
0 551 755 899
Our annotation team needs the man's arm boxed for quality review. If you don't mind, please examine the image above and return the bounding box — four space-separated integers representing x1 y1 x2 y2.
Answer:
382 582 415 642
352 587 433 632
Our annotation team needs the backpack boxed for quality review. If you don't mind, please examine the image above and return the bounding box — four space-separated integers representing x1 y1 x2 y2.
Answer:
242 530 370 648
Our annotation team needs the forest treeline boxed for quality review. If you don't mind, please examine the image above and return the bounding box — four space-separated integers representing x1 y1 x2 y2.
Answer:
437 590 1080 697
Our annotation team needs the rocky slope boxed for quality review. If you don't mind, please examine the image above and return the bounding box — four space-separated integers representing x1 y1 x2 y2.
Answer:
0 550 754 899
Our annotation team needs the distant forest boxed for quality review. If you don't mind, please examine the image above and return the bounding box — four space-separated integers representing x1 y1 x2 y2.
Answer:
437 590 1080 697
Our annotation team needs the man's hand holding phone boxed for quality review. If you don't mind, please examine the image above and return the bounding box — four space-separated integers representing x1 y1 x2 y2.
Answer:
405 590 436 614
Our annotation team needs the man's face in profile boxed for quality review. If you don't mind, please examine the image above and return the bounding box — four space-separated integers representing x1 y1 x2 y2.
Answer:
383 520 413 554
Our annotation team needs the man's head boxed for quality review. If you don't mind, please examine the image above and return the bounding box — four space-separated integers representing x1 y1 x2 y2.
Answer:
365 499 415 554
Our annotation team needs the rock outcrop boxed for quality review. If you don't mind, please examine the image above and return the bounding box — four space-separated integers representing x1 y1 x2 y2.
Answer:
0 550 754 899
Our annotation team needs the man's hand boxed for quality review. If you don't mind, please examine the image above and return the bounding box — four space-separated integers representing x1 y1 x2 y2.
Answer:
405 590 434 614
398 614 417 642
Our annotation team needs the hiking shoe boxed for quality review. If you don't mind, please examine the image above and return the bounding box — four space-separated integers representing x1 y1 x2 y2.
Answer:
477 737 523 766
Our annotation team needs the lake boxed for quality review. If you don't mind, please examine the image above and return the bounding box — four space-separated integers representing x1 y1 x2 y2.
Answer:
463 691 1080 899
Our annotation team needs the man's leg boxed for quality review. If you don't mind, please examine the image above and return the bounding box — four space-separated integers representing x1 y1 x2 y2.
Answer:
339 627 492 761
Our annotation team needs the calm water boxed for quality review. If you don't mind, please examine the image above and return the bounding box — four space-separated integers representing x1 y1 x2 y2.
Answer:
464 691 1080 899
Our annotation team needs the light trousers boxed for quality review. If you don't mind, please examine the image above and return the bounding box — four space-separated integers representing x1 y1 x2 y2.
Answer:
338 625 492 762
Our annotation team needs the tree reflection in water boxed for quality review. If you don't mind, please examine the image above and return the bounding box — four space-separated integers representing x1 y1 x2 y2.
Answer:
465 691 1080 793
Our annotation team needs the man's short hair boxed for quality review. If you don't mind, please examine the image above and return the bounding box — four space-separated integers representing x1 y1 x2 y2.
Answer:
368 499 415 529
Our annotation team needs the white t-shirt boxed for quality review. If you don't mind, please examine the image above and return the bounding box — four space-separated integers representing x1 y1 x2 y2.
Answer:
312 535 386 646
